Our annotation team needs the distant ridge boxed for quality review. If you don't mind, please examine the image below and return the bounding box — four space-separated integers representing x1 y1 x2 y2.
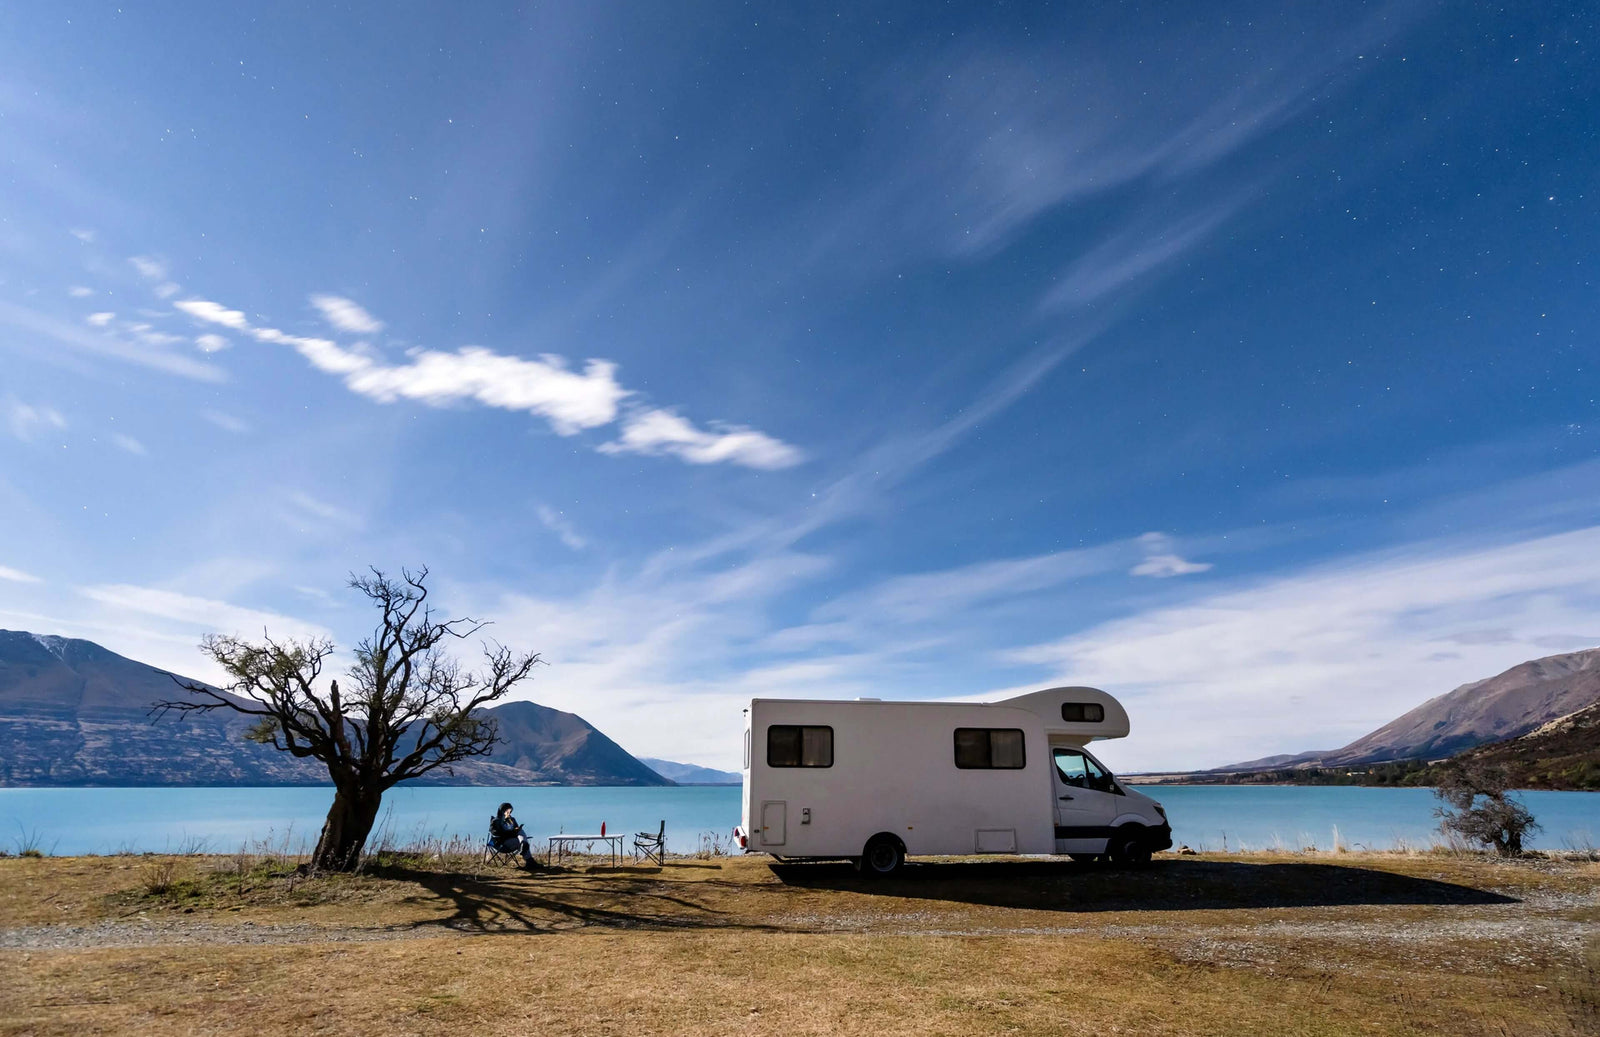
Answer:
0 629 671 788
1217 646 1600 772
639 757 740 785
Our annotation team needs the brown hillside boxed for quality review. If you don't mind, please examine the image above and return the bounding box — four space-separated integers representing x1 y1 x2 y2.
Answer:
1449 698 1600 790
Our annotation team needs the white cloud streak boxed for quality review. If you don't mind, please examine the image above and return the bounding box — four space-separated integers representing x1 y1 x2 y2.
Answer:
199 409 249 434
195 333 230 353
7 400 67 441
1129 531 1213 578
171 294 799 465
536 505 588 550
78 584 335 654
599 408 804 469
0 565 42 584
128 255 168 281
110 432 147 456
0 300 224 380
310 294 384 335
174 298 250 330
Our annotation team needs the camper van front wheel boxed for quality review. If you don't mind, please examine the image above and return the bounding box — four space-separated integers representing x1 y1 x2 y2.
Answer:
1109 828 1153 868
856 835 904 877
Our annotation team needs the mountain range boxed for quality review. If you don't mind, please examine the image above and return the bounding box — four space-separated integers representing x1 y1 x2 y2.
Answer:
1215 646 1600 778
0 630 674 787
639 757 740 785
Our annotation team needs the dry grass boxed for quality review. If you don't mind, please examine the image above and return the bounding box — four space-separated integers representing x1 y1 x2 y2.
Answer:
2 850 1597 1036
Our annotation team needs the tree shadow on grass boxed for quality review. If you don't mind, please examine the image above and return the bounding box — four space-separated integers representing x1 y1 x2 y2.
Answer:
374 865 787 935
767 858 1519 912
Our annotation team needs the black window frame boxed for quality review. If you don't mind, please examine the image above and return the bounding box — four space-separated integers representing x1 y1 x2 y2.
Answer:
953 727 1027 770
1060 702 1105 723
766 724 834 768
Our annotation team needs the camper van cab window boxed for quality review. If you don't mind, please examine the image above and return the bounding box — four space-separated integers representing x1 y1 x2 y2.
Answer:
1054 748 1121 794
1060 702 1105 723
767 725 833 767
953 728 1026 769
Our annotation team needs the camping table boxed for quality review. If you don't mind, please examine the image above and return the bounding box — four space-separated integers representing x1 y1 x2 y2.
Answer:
546 833 625 866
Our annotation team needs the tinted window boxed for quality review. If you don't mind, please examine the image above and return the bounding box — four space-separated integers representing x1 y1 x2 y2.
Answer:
1061 702 1105 723
954 728 1026 769
1055 747 1120 794
767 725 833 767
1053 748 1088 787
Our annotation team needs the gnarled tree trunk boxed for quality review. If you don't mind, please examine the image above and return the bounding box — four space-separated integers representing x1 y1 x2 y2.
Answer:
310 785 384 872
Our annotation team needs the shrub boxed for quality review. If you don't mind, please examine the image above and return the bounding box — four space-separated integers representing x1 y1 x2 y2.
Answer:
1433 762 1540 856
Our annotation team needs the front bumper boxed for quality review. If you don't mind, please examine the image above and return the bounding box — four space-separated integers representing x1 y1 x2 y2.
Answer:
1149 823 1174 852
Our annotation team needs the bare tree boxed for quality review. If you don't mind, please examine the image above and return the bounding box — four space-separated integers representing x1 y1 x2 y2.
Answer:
154 567 540 871
1433 762 1540 857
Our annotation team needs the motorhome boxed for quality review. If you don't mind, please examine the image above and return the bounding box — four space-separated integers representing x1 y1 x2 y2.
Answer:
733 686 1171 875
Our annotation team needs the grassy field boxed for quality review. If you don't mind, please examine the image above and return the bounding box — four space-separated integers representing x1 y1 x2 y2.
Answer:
2 849 1596 1035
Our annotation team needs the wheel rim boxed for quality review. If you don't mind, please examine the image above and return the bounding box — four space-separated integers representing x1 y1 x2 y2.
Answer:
867 843 898 871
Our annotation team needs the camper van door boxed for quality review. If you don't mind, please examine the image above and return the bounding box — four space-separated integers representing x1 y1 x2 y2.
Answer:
1051 746 1120 855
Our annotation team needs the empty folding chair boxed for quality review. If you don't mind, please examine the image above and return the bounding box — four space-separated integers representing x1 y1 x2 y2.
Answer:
634 820 666 864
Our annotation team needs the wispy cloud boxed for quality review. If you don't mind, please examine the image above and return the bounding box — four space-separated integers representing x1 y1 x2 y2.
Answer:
0 301 225 382
67 286 93 298
0 565 42 584
6 399 67 441
128 255 168 281
1129 532 1213 578
174 298 249 330
109 432 147 456
1007 525 1600 770
310 294 384 335
536 505 588 551
173 293 800 467
285 490 361 530
85 311 114 327
195 333 230 353
69 228 94 243
1039 201 1241 313
78 583 334 649
199 409 249 434
599 408 804 469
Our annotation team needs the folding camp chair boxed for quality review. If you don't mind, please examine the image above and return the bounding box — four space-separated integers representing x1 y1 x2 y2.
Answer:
483 814 525 869
634 820 666 864
482 837 521 868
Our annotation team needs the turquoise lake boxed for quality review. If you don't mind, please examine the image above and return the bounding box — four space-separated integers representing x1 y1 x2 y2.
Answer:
2 784 1595 856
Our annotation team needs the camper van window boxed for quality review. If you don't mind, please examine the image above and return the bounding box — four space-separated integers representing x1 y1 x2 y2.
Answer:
953 728 1026 769
1061 702 1105 723
1083 753 1119 794
767 725 833 767
1053 748 1089 787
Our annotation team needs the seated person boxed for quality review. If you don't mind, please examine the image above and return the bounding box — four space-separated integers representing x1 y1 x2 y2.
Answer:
490 801 537 869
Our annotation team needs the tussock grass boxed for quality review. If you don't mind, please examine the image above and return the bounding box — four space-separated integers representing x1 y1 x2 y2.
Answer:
2 850 1596 1036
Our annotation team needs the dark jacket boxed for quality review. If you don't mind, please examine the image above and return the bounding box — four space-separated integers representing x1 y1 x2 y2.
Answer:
490 814 524 845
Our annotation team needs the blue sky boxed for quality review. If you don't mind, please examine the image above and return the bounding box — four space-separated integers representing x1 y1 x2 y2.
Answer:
1 1 1597 771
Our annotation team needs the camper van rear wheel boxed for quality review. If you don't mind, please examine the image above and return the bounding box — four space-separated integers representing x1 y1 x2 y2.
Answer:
856 835 904 877
1109 829 1152 868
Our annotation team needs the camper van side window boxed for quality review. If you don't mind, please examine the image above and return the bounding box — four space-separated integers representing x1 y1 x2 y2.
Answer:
1061 702 1105 723
767 725 833 767
953 728 1026 769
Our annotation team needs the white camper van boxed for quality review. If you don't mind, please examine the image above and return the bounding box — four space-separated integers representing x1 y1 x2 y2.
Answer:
733 686 1171 875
